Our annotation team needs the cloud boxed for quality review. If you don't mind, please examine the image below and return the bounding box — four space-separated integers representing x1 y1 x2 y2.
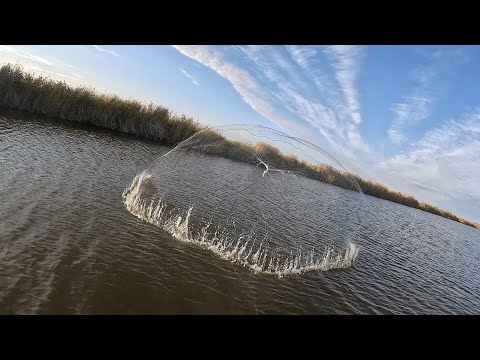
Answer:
324 45 363 125
173 45 337 156
389 82 435 144
179 68 199 86
389 94 434 144
286 45 317 69
379 108 480 220
0 45 53 66
92 45 119 57
347 125 370 152
173 45 281 127
388 47 469 144
173 45 370 159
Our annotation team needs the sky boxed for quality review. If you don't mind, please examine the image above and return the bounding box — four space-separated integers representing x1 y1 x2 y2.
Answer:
1 45 479 222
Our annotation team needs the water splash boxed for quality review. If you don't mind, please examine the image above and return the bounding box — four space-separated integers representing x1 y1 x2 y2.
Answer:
123 172 358 278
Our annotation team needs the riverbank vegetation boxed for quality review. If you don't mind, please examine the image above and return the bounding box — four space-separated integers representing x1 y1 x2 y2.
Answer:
1 63 477 230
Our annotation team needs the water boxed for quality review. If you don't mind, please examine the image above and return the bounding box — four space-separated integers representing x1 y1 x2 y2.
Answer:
1 109 479 314
123 171 359 277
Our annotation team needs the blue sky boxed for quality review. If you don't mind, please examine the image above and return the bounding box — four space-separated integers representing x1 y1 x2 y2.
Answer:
1 45 479 222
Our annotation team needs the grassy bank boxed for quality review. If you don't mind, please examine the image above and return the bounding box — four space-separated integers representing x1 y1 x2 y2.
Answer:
1 63 478 230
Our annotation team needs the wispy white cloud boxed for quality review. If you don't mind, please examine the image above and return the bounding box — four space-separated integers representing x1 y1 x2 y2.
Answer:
347 124 370 152
173 45 282 129
0 45 53 65
173 45 342 158
92 45 119 57
389 78 435 144
55 59 83 72
379 108 480 220
324 45 363 125
173 45 370 159
389 94 434 144
388 47 469 144
286 45 317 69
179 68 199 86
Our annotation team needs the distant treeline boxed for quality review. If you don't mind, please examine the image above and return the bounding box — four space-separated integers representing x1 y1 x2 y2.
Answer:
0 64 477 230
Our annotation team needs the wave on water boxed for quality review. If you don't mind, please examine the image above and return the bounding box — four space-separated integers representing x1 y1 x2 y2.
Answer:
122 172 359 277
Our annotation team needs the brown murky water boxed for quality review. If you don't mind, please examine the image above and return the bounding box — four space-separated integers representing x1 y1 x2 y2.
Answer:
1 109 479 314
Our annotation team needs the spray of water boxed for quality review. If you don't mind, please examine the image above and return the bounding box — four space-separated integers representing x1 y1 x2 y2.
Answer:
123 171 359 278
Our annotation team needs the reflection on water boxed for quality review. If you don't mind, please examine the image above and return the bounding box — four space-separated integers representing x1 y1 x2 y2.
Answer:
1 109 479 314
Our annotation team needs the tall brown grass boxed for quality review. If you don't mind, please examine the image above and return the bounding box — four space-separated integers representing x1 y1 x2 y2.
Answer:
0 63 200 146
1 63 478 230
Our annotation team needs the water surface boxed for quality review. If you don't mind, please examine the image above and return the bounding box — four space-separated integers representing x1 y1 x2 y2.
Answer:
1 109 479 314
